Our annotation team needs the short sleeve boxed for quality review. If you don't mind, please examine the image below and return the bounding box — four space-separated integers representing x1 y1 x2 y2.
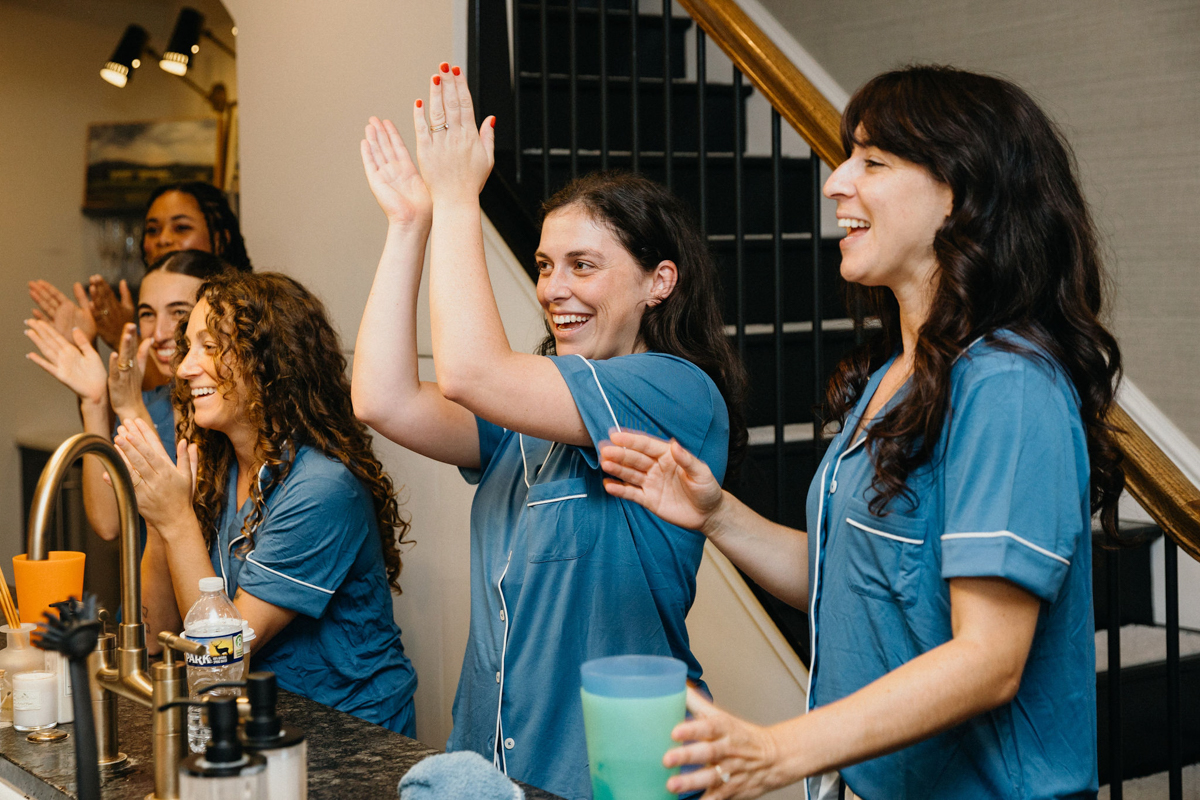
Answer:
550 353 729 483
235 467 373 618
459 416 506 485
940 358 1088 603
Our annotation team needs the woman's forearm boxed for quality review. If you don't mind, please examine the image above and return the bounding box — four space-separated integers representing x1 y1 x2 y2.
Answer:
705 491 810 608
157 514 219 620
354 220 482 466
427 200 515 401
79 398 120 541
760 578 1040 786
141 526 183 652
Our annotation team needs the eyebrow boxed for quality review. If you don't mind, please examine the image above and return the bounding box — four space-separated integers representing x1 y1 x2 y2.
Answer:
534 248 605 260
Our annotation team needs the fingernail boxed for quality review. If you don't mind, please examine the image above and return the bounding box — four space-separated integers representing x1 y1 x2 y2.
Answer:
416 99 423 108
490 117 496 128
451 66 461 76
439 62 450 73
433 75 440 86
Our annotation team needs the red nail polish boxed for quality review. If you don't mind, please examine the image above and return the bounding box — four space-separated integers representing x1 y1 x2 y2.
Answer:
490 117 496 128
440 62 450 73
416 99 423 108
433 75 440 86
452 66 461 76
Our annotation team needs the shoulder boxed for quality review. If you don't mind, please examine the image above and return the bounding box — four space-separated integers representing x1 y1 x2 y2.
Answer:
556 352 721 399
272 446 370 509
952 332 1076 405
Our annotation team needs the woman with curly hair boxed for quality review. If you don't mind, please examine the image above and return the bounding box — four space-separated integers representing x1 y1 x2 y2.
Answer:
601 65 1122 799
115 270 417 735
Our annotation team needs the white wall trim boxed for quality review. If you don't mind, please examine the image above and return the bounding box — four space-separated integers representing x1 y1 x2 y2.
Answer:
702 542 810 692
1117 378 1200 490
731 0 850 112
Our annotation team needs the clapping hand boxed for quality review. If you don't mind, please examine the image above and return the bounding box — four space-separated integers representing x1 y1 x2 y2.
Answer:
108 323 153 420
113 418 197 534
413 62 495 205
599 429 726 535
361 116 432 228
88 276 135 350
24 319 108 406
28 280 97 343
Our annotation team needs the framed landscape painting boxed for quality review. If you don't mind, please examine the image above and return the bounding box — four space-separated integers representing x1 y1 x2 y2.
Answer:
84 118 217 215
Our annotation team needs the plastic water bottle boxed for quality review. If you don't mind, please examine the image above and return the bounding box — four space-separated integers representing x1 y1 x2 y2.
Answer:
185 577 245 754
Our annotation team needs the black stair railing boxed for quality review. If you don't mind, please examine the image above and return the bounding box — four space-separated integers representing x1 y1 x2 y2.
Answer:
467 1 1200 796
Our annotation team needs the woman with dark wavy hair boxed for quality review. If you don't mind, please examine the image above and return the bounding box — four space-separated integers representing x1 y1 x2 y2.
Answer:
353 64 745 799
114 270 417 735
601 64 1121 799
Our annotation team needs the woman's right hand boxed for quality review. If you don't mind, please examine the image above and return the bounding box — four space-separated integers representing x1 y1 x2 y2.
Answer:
24 319 108 405
361 116 432 228
28 280 97 342
89 276 135 351
113 418 197 534
600 429 727 535
108 323 152 419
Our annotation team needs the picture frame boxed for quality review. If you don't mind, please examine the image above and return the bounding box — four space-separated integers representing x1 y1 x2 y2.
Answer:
83 117 219 215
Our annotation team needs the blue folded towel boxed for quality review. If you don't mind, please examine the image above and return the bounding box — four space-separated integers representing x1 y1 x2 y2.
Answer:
399 751 525 800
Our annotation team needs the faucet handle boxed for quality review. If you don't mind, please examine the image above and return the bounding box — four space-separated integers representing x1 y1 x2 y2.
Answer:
97 608 110 637
158 632 206 667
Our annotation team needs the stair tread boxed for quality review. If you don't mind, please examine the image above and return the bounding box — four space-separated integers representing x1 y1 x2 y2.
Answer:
1095 623 1200 672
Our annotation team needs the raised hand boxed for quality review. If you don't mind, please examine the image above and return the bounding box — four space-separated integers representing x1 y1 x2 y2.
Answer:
89 276 135 350
25 319 108 405
662 687 785 799
28 280 98 342
361 116 432 227
414 62 496 205
108 323 152 420
600 429 727 534
113 418 196 533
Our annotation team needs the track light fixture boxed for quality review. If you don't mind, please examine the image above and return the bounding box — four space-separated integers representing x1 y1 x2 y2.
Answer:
99 24 149 88
160 7 204 76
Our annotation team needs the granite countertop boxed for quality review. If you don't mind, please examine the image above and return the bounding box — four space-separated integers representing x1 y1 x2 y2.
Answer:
0 691 562 800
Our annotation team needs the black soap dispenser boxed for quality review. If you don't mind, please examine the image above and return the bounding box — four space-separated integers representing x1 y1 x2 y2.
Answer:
173 696 268 799
238 671 308 800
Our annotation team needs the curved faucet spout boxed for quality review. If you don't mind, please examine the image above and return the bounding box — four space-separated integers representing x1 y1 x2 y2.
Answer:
26 433 142 625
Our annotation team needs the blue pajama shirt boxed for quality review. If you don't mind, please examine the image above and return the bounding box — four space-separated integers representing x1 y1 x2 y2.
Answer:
209 445 417 736
449 352 730 800
805 334 1097 800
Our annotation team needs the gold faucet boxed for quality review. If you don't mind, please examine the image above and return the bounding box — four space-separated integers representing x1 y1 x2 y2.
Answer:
27 432 200 800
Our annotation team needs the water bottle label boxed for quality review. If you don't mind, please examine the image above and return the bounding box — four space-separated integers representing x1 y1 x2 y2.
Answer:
185 630 244 667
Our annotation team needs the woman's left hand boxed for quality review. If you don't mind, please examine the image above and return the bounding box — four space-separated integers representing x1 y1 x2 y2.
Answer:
414 62 496 205
108 323 152 419
89 275 135 351
664 687 788 800
25 319 108 405
113 418 197 535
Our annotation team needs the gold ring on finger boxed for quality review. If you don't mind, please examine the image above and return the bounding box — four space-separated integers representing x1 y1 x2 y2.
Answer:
429 122 448 133
117 360 133 371
100 309 110 316
713 764 732 785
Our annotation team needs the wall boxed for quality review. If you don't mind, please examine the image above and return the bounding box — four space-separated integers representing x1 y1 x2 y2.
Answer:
0 0 236 563
754 0 1200 447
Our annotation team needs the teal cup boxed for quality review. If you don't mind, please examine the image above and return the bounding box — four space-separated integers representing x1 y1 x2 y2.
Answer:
580 655 688 800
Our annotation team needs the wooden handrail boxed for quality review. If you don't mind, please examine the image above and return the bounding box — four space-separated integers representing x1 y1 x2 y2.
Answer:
675 0 844 168
1109 405 1200 560
679 0 1200 560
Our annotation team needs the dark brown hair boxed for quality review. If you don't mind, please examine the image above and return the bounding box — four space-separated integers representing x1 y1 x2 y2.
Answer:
538 171 749 482
827 65 1124 537
174 271 410 591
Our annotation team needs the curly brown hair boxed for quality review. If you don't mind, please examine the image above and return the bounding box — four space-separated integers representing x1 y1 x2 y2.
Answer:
173 271 411 592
